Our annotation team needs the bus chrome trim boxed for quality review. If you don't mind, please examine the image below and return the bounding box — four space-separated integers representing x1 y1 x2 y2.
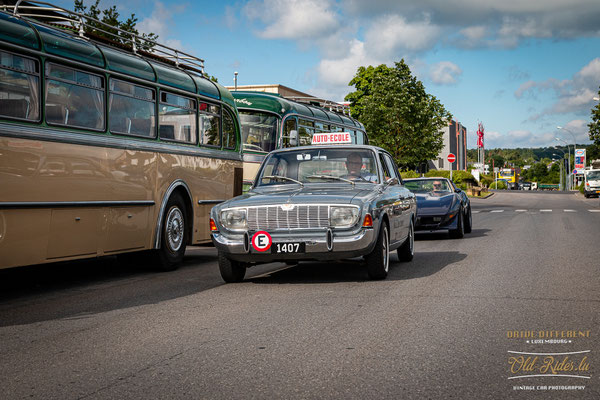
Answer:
154 180 193 249
0 201 154 209
197 200 225 205
0 123 242 162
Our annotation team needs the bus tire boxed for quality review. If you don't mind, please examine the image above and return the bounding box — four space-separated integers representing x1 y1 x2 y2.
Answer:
218 253 246 283
155 193 188 271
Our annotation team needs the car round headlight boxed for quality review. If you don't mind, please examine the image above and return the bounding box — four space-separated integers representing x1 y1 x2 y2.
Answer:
330 206 359 228
220 209 247 231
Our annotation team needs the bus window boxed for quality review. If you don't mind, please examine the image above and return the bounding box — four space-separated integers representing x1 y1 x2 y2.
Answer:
45 63 104 130
159 92 196 143
239 110 277 152
0 50 40 121
281 117 297 148
199 102 221 146
223 108 237 150
109 79 155 137
298 119 314 146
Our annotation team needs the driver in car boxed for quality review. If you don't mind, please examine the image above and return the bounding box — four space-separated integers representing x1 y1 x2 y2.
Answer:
344 152 377 182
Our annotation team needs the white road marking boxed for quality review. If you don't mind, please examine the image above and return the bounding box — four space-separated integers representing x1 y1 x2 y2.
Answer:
540 209 552 212
471 210 481 214
564 209 576 212
490 209 504 213
589 210 600 213
515 209 527 212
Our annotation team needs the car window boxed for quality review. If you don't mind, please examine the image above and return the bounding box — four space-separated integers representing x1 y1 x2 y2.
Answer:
379 154 392 181
383 154 400 183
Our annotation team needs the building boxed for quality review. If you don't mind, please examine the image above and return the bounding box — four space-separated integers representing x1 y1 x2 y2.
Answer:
428 120 467 171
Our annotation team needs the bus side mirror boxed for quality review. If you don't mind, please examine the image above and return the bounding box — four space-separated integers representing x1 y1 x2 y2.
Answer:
289 130 298 146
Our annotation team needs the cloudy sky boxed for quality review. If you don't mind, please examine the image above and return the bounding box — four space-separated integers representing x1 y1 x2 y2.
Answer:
55 0 600 149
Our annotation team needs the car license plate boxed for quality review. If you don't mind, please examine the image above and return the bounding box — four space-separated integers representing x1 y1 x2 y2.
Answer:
272 242 305 254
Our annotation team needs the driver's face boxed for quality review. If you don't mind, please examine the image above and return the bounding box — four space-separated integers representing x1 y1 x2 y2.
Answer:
346 159 362 174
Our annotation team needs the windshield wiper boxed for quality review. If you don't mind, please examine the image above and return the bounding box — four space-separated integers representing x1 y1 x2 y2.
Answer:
262 175 304 186
306 174 355 186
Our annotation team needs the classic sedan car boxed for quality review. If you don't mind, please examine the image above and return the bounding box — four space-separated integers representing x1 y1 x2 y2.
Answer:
403 177 472 238
211 145 417 282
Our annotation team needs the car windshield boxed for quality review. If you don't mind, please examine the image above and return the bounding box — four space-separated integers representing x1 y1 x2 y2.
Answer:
256 148 379 186
587 171 600 180
405 179 451 193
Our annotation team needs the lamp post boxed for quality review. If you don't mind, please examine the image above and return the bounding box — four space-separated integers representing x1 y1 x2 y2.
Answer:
557 126 576 189
555 138 571 190
553 149 566 191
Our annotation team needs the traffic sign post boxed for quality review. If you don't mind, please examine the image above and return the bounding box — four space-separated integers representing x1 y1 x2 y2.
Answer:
447 153 456 181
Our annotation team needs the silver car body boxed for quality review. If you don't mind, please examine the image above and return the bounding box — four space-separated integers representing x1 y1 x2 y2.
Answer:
211 145 416 264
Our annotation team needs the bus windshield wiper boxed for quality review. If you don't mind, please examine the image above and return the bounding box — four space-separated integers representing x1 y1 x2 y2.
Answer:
306 174 355 186
262 175 304 186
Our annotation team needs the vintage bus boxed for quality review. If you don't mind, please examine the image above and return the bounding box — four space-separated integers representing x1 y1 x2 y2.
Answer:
0 3 243 270
231 91 367 188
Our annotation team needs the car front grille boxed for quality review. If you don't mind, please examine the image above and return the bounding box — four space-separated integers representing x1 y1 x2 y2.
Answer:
247 205 330 230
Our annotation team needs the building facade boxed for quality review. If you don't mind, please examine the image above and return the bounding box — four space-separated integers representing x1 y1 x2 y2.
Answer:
428 120 467 171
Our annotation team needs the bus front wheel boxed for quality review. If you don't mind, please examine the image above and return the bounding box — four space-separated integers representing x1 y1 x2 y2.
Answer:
155 193 188 271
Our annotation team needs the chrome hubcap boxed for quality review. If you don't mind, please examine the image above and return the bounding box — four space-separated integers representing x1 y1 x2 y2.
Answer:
165 207 184 252
383 227 389 272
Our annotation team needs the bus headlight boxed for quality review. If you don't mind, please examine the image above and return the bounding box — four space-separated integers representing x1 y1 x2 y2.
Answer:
220 208 247 231
330 206 359 228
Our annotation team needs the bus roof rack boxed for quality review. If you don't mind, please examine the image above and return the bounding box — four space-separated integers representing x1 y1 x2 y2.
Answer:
283 96 351 116
3 0 205 73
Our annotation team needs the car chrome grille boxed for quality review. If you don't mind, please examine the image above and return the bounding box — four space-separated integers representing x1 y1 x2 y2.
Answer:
247 205 330 230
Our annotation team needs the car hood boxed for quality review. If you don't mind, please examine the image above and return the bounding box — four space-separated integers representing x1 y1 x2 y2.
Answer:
414 193 455 215
218 184 378 209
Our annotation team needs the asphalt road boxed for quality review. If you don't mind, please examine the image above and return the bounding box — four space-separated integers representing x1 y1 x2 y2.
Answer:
1 191 599 399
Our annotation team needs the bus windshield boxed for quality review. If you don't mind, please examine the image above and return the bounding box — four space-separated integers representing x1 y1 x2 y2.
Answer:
240 111 277 153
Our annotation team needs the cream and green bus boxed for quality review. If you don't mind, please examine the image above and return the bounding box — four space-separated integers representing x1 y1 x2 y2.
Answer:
231 91 367 188
0 3 243 270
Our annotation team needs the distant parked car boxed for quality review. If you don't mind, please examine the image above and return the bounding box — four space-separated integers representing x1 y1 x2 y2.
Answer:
210 144 417 282
403 177 472 238
522 182 532 190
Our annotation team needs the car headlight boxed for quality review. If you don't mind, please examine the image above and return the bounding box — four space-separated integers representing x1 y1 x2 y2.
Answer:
220 208 247 231
330 206 359 228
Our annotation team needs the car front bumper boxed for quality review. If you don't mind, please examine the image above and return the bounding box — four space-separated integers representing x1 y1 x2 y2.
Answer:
415 213 459 231
211 228 376 263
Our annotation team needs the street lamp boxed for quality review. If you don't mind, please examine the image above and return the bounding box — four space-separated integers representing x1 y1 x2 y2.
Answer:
552 152 565 190
555 137 571 190
557 126 577 189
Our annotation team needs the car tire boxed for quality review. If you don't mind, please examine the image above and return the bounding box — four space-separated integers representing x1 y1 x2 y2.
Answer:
153 193 188 271
584 193 589 198
464 206 472 234
218 252 246 283
449 208 465 239
397 218 414 262
366 222 390 280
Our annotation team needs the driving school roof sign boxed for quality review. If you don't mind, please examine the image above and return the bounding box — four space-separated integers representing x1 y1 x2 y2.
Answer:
312 132 352 145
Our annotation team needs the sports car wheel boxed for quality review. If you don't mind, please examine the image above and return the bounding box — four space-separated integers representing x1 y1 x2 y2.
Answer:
464 206 472 234
218 253 246 283
397 218 414 262
449 208 465 239
366 222 390 280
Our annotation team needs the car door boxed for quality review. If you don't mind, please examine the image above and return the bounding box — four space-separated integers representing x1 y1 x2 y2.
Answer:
379 152 407 244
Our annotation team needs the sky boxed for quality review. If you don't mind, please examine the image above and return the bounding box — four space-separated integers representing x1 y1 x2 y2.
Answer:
52 0 600 149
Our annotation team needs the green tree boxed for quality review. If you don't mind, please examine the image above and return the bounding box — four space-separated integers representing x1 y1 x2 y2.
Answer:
590 86 600 144
345 61 452 169
73 0 158 50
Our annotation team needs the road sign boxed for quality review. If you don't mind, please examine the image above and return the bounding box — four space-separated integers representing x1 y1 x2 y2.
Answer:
251 231 272 252
447 153 456 163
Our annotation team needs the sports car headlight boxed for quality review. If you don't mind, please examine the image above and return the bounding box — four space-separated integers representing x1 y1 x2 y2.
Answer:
330 206 360 228
220 208 247 230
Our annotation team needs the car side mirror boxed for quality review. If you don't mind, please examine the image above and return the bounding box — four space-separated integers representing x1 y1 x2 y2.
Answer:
455 188 462 193
289 130 298 146
385 177 398 186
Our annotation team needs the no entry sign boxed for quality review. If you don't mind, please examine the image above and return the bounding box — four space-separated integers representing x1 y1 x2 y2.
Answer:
447 153 456 163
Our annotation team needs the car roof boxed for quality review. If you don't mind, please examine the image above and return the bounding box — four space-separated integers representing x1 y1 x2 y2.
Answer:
269 144 386 154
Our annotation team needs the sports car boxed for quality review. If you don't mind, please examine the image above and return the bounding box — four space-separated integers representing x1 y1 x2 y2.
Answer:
403 177 472 238
210 145 417 282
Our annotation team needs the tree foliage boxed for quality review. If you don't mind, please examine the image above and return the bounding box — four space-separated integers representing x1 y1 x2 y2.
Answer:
589 86 600 145
345 61 452 170
73 0 158 50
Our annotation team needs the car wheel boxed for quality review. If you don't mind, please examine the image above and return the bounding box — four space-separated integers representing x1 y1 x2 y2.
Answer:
397 218 414 262
464 206 472 234
366 222 390 280
584 193 589 198
218 252 246 283
154 193 188 271
449 208 464 239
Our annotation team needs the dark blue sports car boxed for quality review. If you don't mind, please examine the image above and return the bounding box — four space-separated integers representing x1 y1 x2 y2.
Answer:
403 177 472 238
